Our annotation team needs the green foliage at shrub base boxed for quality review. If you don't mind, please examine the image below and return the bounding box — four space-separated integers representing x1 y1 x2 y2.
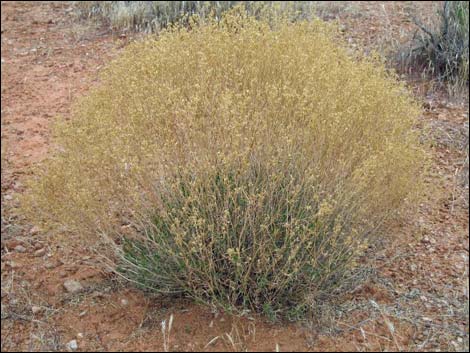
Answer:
118 165 363 319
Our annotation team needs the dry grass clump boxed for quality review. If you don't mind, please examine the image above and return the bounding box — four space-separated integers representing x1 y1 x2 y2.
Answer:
74 1 317 32
24 8 427 319
74 1 236 32
399 1 469 94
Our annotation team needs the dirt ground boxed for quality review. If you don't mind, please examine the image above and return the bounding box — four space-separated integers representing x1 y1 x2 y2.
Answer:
1 1 469 352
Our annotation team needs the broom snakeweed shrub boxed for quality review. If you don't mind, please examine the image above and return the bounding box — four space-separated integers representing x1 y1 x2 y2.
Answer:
25 8 427 320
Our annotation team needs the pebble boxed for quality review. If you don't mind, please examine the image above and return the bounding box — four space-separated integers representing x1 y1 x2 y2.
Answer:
31 305 42 314
34 248 46 257
30 226 40 235
2 239 20 250
33 243 43 250
120 299 129 306
14 245 26 253
45 261 59 269
66 339 78 351
63 279 83 294
8 261 20 269
408 288 420 298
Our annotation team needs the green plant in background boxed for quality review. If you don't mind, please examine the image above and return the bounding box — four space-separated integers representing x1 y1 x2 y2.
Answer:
403 1 469 92
25 7 427 320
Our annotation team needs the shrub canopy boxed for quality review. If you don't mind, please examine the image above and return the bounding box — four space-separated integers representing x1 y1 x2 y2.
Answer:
26 9 426 319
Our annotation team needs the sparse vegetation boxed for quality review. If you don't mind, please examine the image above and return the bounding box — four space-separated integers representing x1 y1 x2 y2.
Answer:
399 1 469 93
74 1 318 32
24 7 427 320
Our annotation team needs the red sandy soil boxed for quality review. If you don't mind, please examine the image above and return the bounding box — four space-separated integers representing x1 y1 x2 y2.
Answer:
1 1 468 351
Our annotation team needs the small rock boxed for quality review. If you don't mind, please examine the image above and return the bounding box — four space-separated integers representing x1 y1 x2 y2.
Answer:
14 245 27 253
45 262 55 269
30 226 40 235
120 299 129 306
407 288 420 298
2 239 21 250
66 265 78 273
31 305 42 314
8 261 20 269
63 280 83 294
34 248 46 257
4 194 13 200
45 261 61 269
66 339 78 351
77 332 84 338
10 299 19 305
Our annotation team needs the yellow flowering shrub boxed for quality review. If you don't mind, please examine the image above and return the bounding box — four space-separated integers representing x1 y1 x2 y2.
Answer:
24 8 427 319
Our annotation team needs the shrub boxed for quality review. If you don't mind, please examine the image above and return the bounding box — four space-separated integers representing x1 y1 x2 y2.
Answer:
400 1 469 92
25 8 427 319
